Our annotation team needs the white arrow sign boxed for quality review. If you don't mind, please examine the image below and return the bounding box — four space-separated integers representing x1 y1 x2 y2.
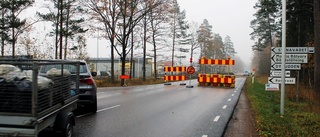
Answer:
271 47 314 54
271 54 308 63
270 70 290 77
268 77 296 84
271 64 301 70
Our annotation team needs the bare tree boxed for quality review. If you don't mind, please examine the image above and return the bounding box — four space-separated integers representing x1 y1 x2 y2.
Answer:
83 0 161 86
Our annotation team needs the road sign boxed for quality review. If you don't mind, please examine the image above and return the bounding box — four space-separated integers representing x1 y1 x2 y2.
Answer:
268 77 296 84
187 66 195 74
270 70 290 77
265 84 279 91
271 54 308 63
120 75 130 79
271 64 301 70
271 47 314 54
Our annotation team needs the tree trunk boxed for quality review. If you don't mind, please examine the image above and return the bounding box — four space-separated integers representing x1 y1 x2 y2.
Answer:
59 0 63 59
130 31 134 79
1 10 4 57
55 1 60 59
314 0 320 92
143 15 147 81
64 0 70 60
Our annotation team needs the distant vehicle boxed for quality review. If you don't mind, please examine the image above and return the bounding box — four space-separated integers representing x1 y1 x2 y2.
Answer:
39 60 98 113
244 70 250 76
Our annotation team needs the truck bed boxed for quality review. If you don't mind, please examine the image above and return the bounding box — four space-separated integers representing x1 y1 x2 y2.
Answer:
0 59 80 136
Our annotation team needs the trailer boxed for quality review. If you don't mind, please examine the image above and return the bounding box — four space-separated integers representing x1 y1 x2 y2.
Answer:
0 59 81 137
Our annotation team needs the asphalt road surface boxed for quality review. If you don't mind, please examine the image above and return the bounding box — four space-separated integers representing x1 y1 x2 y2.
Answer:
42 78 246 137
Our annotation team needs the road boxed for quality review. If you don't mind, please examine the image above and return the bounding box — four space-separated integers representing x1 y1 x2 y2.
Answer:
42 78 246 137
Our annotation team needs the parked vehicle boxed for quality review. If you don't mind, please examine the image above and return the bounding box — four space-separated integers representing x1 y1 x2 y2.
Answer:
0 59 81 137
39 60 97 113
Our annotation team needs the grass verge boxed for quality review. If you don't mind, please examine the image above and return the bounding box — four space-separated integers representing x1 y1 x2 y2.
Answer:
246 76 320 136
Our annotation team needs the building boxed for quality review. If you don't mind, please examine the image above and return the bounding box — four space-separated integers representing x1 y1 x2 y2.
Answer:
89 58 153 78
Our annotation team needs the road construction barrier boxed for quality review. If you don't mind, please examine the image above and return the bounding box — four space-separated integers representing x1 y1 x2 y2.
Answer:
164 66 186 72
163 66 186 82
164 75 186 81
198 74 235 88
199 58 235 65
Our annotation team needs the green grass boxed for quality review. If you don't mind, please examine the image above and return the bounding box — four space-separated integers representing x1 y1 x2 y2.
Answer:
246 77 320 137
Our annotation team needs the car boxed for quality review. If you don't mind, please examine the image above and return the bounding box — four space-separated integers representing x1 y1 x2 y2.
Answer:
39 60 98 113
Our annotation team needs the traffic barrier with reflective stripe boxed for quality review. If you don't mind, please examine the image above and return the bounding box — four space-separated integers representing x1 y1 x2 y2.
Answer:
199 58 235 65
197 73 235 88
164 75 186 81
164 66 186 72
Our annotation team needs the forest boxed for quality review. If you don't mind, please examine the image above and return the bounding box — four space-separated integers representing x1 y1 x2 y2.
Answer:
0 0 245 86
250 0 320 100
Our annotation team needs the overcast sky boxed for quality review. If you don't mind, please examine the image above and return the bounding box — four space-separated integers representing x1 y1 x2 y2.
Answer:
84 0 258 67
177 0 257 64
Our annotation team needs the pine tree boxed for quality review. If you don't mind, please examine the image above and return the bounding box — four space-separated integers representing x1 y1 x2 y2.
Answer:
250 0 281 51
37 0 87 59
0 0 33 56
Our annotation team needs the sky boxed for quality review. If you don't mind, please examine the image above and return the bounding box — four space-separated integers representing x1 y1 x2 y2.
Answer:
86 0 257 66
176 0 257 65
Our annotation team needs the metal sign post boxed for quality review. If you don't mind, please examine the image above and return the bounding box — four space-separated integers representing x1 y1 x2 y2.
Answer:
280 0 286 115
186 58 194 88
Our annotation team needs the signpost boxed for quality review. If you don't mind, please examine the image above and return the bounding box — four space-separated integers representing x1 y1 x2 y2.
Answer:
271 54 308 63
271 47 314 54
265 84 279 91
268 77 296 84
186 65 195 88
271 64 301 70
270 70 290 77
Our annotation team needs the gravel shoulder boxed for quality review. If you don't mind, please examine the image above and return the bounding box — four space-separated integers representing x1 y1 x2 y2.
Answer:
223 87 258 137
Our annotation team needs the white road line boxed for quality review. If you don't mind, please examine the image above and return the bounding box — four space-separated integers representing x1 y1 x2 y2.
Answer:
213 116 220 122
234 90 237 93
97 105 121 113
177 88 184 91
228 98 231 101
202 135 208 137
222 105 227 109
231 94 234 96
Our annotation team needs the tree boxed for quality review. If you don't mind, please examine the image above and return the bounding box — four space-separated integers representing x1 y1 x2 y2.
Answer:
250 0 281 51
84 0 161 86
197 19 213 58
37 0 87 59
0 7 10 57
148 0 169 79
168 0 188 66
223 35 236 57
314 0 320 92
0 0 34 56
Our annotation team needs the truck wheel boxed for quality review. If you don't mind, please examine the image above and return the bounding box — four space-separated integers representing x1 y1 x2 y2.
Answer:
62 119 74 137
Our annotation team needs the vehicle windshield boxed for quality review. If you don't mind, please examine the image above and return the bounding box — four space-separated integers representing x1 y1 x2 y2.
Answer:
39 64 87 74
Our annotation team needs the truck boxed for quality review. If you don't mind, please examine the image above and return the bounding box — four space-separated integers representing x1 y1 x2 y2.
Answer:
0 59 81 137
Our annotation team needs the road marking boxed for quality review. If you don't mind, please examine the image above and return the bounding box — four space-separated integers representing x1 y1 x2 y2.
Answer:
228 98 231 101
202 135 208 137
177 88 184 91
97 105 121 113
231 94 234 96
234 90 237 93
222 105 227 109
213 116 220 122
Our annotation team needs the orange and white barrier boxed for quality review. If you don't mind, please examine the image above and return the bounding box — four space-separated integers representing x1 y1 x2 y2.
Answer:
164 75 186 81
199 58 235 65
163 66 187 82
164 66 186 72
197 73 235 88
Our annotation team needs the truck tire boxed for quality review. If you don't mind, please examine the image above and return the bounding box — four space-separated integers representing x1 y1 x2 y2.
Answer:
62 118 74 137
